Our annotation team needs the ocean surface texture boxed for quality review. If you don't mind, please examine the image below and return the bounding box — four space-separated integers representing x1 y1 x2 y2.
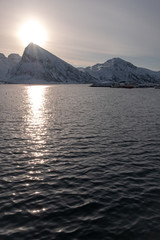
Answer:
0 84 160 240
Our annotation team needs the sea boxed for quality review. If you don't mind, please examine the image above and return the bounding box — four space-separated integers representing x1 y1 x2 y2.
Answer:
0 84 160 240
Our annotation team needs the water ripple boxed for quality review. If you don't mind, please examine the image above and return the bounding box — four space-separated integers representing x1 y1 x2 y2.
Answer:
0 85 160 239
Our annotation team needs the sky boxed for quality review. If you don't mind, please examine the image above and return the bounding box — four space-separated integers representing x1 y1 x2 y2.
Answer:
0 0 160 70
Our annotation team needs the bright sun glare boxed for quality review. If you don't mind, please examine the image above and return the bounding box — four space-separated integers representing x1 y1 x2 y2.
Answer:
19 21 47 47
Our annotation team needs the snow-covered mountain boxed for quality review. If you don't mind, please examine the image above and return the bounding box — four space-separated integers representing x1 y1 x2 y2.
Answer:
1 44 160 85
0 53 21 81
81 58 160 85
9 43 95 84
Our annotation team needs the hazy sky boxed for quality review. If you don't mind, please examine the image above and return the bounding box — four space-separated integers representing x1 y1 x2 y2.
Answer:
0 0 160 70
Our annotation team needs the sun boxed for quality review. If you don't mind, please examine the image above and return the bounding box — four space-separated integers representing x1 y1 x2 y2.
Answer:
19 21 47 47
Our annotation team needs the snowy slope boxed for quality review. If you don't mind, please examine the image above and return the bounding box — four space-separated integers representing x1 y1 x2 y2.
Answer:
82 58 160 84
0 53 21 81
9 43 95 83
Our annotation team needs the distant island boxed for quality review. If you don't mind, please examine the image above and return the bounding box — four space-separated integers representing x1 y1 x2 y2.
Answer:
0 42 160 87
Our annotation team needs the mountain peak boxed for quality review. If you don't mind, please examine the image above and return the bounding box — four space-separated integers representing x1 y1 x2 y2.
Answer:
8 54 21 63
22 42 56 64
0 53 6 59
105 57 124 63
104 58 136 69
24 42 44 55
26 42 39 48
25 42 42 51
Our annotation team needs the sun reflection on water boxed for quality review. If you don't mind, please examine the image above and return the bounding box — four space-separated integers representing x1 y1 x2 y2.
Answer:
27 85 46 125
24 86 49 190
26 85 48 160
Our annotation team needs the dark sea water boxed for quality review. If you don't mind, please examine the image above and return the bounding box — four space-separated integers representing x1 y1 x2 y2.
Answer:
0 84 160 240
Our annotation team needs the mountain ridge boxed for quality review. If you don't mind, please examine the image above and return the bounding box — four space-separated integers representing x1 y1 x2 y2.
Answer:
0 43 160 84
